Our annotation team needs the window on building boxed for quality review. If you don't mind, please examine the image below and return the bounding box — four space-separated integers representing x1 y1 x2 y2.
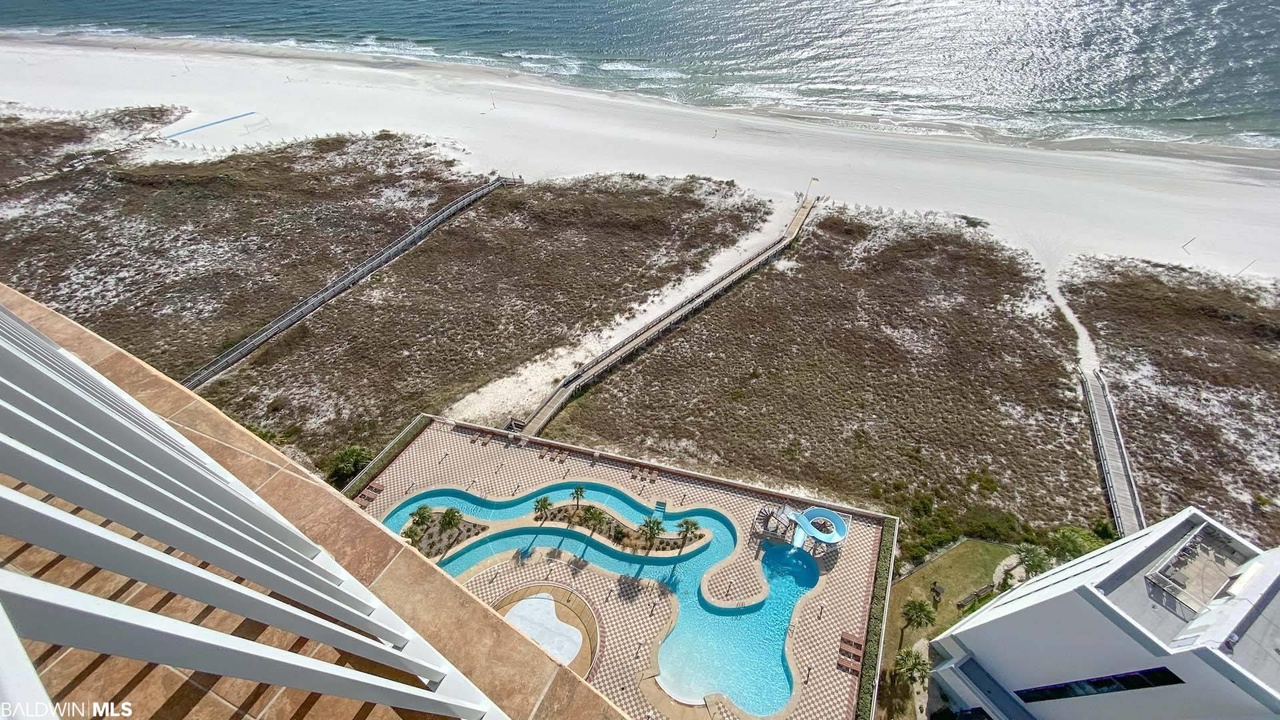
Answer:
1014 667 1183 704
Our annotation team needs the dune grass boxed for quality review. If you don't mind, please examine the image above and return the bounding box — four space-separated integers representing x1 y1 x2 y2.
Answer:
547 208 1102 562
199 174 770 474
1062 257 1280 543
0 127 482 379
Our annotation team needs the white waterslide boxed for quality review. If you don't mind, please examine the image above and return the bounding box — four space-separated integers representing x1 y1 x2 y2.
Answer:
789 507 848 548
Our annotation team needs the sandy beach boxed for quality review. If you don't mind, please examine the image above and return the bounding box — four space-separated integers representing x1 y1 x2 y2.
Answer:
3 33 1280 282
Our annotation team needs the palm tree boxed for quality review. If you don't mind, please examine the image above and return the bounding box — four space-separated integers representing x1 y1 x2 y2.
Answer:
676 518 700 552
581 506 607 538
900 598 936 645
570 485 586 522
640 517 665 553
1018 542 1050 577
533 496 552 523
411 505 433 527
894 649 931 686
439 507 463 550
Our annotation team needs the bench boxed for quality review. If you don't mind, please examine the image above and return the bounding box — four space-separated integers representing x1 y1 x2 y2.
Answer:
956 583 997 609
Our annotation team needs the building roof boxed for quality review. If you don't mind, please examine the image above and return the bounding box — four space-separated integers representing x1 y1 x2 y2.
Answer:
1026 506 1280 699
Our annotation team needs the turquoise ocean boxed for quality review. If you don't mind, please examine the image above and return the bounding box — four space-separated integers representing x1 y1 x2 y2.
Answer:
2 0 1278 149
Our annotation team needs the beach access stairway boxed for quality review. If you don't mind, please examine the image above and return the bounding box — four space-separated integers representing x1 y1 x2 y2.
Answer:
1080 369 1146 537
511 195 817 436
183 177 521 389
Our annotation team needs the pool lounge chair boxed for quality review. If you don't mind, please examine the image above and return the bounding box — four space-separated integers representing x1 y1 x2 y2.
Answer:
840 632 864 653
836 654 860 676
838 632 865 677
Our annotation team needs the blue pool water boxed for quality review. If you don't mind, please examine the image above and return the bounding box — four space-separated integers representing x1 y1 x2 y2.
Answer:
382 482 819 715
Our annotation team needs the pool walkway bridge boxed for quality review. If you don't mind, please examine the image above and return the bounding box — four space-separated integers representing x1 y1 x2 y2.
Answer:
1080 369 1146 537
509 195 817 436
183 176 522 389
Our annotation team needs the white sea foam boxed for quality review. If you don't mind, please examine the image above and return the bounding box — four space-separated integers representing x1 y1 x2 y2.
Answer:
598 61 687 79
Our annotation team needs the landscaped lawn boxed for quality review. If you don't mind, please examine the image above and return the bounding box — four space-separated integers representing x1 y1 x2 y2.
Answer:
882 539 1014 668
878 539 1014 718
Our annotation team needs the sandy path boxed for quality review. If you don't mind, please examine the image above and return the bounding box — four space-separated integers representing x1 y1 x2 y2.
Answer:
445 205 794 424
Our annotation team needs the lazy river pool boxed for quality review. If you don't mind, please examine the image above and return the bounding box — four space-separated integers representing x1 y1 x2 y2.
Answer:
383 481 818 716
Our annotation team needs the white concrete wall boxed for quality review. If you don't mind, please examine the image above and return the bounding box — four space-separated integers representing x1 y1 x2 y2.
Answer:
947 588 1270 719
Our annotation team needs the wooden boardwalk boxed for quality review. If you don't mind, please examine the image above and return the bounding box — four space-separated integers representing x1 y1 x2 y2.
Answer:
1081 369 1146 536
183 177 520 389
514 196 817 436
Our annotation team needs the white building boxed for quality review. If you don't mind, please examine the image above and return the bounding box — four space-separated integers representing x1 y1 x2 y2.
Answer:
0 303 505 718
933 507 1280 720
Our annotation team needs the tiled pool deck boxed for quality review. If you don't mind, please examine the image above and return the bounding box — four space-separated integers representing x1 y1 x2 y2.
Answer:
367 417 892 720
1 284 628 720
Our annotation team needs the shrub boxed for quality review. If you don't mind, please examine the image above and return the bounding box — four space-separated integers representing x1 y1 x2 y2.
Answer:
967 468 999 495
958 505 1026 544
1047 526 1104 561
904 543 931 566
247 423 280 445
327 444 373 488
909 494 935 518
1091 516 1118 542
856 518 897 719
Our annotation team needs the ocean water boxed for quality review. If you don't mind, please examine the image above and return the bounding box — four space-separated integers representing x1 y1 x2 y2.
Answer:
4 0 1277 148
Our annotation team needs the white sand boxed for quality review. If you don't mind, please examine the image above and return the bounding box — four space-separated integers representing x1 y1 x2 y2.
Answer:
3 34 1278 408
3 34 1278 279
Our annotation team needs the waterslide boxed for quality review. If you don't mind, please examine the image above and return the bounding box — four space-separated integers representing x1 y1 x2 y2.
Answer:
789 507 848 548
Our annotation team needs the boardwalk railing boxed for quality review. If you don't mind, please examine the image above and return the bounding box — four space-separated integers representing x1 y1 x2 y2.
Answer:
514 196 817 435
1080 369 1146 536
183 177 521 389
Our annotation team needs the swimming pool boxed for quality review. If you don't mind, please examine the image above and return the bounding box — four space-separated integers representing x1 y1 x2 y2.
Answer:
383 482 818 716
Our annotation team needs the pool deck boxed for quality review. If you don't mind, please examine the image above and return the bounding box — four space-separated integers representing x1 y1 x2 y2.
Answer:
366 416 890 720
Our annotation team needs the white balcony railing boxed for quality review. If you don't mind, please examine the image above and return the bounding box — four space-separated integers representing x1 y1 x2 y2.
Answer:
0 305 506 720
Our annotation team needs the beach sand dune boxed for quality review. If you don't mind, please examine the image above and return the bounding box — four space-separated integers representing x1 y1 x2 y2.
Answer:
2 33 1279 284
